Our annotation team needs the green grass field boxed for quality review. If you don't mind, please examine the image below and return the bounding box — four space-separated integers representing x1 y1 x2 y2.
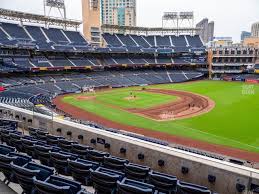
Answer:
62 81 259 153
89 90 177 109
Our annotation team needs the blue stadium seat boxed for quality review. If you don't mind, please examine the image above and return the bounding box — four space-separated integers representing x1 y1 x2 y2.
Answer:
171 35 187 47
0 144 16 155
0 26 9 42
25 26 47 42
9 132 23 152
102 33 123 47
1 22 30 40
13 58 35 68
0 127 17 145
21 137 44 158
176 181 212 194
144 36 155 47
28 127 38 138
90 167 124 194
43 28 68 43
126 46 141 53
64 30 88 45
186 35 203 48
58 139 78 152
50 59 73 67
33 175 82 194
156 35 171 47
36 129 49 141
70 144 92 159
11 161 54 194
124 163 150 181
149 170 177 193
46 134 64 146
68 158 99 185
87 149 109 163
117 34 137 47
0 120 17 128
0 151 32 184
130 35 150 48
34 144 61 166
50 151 78 175
117 177 155 194
103 155 129 171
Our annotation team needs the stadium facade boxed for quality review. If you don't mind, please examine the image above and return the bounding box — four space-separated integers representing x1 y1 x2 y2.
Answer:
209 47 259 80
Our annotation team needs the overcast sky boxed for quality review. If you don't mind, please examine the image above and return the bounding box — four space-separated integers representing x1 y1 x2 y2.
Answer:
0 0 258 42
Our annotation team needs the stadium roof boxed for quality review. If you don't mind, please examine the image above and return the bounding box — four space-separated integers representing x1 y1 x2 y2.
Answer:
0 8 81 28
101 24 201 35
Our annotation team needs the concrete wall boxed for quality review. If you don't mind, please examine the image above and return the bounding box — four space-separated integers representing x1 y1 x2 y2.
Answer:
1 104 259 194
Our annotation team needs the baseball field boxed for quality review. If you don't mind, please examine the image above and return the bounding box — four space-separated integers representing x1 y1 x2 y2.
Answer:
54 81 259 157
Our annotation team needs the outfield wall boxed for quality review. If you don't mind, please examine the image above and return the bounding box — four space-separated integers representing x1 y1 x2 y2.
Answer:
1 103 259 194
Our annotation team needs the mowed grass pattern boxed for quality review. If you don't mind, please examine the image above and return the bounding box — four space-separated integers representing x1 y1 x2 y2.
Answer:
62 81 259 152
90 90 177 109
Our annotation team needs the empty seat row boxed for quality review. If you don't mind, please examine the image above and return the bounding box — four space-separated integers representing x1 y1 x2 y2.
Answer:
0 146 87 194
0 21 88 52
0 142 213 194
0 119 215 194
102 33 204 49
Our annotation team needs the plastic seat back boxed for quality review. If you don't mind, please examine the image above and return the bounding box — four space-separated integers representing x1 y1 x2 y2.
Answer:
117 178 155 194
177 181 211 194
34 175 81 194
68 158 99 185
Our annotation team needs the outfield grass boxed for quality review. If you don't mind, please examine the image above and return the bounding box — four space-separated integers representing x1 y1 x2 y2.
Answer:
62 81 259 152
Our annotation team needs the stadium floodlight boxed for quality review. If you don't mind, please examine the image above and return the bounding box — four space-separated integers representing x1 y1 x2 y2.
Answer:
162 11 195 35
44 0 67 24
162 12 178 20
179 12 194 20
46 0 65 8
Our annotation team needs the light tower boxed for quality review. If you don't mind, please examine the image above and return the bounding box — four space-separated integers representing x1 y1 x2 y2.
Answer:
43 0 67 21
162 12 194 35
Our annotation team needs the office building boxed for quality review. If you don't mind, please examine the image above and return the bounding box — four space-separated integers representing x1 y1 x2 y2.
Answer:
82 0 136 45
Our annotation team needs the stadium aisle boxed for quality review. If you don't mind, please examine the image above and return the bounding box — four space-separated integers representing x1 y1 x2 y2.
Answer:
0 174 19 194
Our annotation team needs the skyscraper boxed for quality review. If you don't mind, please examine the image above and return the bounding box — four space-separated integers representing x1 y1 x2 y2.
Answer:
251 22 259 37
208 21 214 42
82 0 136 45
101 0 136 26
196 18 214 44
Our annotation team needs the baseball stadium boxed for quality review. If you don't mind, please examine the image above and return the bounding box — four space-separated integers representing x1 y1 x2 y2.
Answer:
0 0 259 194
